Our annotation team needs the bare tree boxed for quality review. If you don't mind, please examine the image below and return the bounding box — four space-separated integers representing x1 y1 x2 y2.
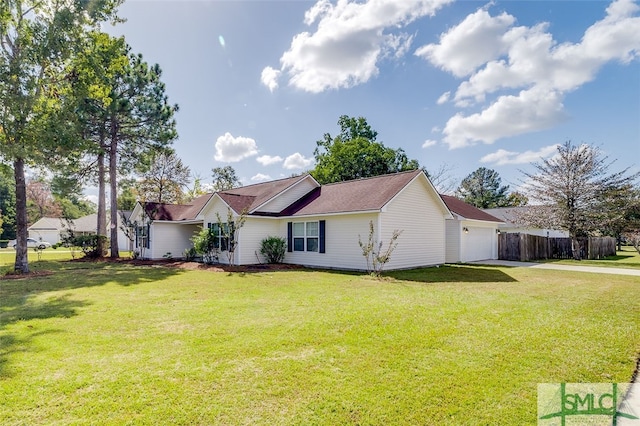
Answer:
519 141 639 259
424 163 459 195
26 180 62 224
358 220 403 277
137 151 190 203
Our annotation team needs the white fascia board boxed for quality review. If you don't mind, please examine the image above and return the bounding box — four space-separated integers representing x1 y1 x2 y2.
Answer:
461 218 505 226
197 193 236 220
284 209 381 220
384 171 454 219
249 174 320 214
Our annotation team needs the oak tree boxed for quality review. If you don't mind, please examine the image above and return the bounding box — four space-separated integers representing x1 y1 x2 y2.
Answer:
311 116 419 184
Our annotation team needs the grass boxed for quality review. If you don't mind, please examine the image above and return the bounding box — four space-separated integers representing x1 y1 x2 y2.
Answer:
0 258 638 425
539 246 640 270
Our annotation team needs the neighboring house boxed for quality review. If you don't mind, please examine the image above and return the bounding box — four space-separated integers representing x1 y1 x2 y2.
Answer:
482 207 569 238
28 212 132 251
27 217 63 245
441 195 504 263
129 170 453 271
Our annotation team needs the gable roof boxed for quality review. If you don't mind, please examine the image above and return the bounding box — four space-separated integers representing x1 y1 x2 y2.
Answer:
142 193 214 221
29 211 130 232
440 195 503 223
283 169 424 216
138 170 448 220
28 217 63 230
217 174 314 214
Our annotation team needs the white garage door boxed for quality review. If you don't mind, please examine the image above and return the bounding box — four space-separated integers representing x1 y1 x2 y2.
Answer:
464 227 494 261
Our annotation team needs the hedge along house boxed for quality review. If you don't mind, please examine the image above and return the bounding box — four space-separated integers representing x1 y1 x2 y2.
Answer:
440 195 504 263
129 170 453 271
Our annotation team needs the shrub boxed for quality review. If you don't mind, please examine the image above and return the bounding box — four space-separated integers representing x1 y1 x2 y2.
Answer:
259 236 287 263
183 247 197 261
68 235 108 259
191 227 219 264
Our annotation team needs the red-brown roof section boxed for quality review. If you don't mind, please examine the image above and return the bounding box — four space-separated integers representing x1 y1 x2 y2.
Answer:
143 193 213 221
143 170 442 220
439 195 503 222
284 169 423 216
218 174 311 213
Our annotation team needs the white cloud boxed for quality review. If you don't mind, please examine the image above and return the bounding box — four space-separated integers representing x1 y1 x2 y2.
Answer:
263 0 452 93
415 8 515 77
214 132 258 162
251 173 272 182
480 144 559 165
260 67 280 92
442 87 568 149
256 155 283 166
422 139 437 148
416 0 640 148
436 91 450 105
283 152 314 170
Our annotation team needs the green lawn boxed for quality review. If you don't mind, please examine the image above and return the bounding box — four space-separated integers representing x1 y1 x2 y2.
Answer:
1 258 638 425
539 246 640 269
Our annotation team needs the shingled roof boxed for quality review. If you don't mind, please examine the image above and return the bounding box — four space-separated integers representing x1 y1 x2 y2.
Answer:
440 195 503 223
143 193 213 221
283 169 424 216
141 170 442 220
217 174 311 213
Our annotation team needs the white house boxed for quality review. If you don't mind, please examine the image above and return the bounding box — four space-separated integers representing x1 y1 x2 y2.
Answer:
28 212 132 251
129 170 453 271
27 217 62 245
482 207 569 238
441 195 503 263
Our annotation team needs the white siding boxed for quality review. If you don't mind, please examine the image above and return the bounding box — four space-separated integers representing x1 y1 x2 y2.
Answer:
462 224 495 261
256 178 317 213
236 218 280 265
28 229 60 245
282 213 377 271
445 220 461 263
380 177 447 269
148 222 200 260
200 198 280 265
446 219 499 263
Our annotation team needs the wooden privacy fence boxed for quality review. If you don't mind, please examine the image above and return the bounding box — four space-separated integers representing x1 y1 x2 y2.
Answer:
498 233 616 261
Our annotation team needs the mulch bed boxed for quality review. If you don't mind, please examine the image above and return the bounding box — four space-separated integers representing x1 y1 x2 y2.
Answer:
1 258 303 280
0 270 55 280
71 257 305 273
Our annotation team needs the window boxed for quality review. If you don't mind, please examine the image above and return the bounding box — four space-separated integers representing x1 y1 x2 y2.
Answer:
208 222 230 251
292 221 319 252
136 224 149 249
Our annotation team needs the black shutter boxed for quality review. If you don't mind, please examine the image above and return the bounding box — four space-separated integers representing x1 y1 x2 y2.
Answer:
146 224 150 249
319 220 325 253
287 222 293 252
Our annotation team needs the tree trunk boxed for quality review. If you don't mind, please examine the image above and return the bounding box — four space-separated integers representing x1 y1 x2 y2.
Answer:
571 236 582 260
109 124 119 258
96 148 107 256
13 158 29 274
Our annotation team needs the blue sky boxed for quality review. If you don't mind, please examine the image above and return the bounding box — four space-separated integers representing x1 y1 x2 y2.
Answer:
105 0 640 194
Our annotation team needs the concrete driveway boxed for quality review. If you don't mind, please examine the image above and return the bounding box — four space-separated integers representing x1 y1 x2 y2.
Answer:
471 259 640 277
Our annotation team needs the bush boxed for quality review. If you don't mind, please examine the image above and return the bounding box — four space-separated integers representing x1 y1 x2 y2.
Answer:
183 247 197 261
70 235 108 259
0 240 8 248
259 236 287 264
191 227 219 264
